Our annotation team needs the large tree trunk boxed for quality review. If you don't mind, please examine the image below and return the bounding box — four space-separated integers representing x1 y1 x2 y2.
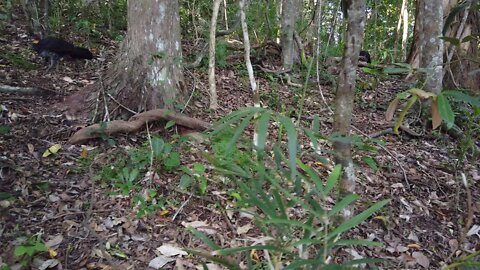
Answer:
421 0 443 94
332 0 366 219
65 0 184 119
280 0 301 69
443 0 480 93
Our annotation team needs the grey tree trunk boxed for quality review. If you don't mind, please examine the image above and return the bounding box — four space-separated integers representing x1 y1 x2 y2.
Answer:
332 0 366 219
280 0 301 69
70 0 185 119
420 0 443 94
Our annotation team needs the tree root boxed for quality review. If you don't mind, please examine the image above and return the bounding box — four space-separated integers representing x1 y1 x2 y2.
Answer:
68 109 211 144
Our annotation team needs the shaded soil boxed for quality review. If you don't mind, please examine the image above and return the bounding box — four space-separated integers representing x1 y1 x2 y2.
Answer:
1 18 479 270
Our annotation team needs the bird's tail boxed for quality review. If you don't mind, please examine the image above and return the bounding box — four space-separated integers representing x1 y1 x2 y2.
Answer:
68 47 94 59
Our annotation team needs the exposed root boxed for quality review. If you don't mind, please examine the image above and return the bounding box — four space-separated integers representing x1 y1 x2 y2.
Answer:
68 109 210 144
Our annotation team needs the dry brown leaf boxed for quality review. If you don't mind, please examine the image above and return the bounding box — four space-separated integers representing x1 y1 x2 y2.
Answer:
412 251 430 268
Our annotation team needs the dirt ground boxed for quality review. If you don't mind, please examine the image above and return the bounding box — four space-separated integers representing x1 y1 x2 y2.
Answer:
1 19 479 270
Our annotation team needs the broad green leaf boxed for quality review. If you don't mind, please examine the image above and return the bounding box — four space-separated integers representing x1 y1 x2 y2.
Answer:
255 111 271 152
284 259 324 270
297 160 324 195
14 246 27 257
165 120 175 129
440 36 461 46
178 174 192 190
226 114 255 153
151 137 164 158
264 218 316 231
328 199 390 239
328 194 359 217
164 152 181 169
279 116 298 181
437 93 455 129
238 182 277 218
443 90 480 107
193 163 206 174
198 176 207 194
383 67 409 75
209 107 263 136
362 156 378 172
325 165 342 195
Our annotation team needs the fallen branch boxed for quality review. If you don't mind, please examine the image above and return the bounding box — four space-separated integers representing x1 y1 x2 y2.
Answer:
68 109 211 144
0 84 54 95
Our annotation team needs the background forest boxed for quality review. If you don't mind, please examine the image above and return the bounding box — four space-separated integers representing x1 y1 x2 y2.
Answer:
0 0 479 269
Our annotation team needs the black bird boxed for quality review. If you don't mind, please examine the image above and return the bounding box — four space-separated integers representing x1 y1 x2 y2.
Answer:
32 35 94 71
359 50 371 63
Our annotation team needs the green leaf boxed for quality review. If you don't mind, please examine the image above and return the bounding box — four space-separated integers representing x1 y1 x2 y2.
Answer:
193 163 206 174
151 137 165 158
362 156 378 172
165 120 176 129
437 93 455 129
440 36 461 46
328 194 359 217
255 111 271 152
164 152 181 169
325 165 341 195
226 113 255 153
0 125 11 135
297 160 324 196
382 67 410 75
443 90 480 107
209 107 264 136
279 116 298 181
328 199 390 239
198 176 207 194
14 246 27 257
264 218 316 231
178 174 192 190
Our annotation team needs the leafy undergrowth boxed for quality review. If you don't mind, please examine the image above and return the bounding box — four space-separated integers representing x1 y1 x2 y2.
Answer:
1 21 479 270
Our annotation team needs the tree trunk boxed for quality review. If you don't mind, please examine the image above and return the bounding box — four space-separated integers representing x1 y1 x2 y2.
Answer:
280 0 301 69
443 0 480 93
65 0 184 119
333 0 366 219
406 0 423 66
421 0 443 94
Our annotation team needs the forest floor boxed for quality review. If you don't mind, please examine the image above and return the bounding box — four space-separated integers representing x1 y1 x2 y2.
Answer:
1 19 479 270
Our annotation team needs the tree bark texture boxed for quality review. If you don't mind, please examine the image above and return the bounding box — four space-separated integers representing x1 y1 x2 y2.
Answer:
421 0 444 94
280 0 301 69
332 0 366 216
443 0 480 93
68 0 185 120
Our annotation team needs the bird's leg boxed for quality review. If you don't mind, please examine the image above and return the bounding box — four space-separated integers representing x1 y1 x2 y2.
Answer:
46 57 54 72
